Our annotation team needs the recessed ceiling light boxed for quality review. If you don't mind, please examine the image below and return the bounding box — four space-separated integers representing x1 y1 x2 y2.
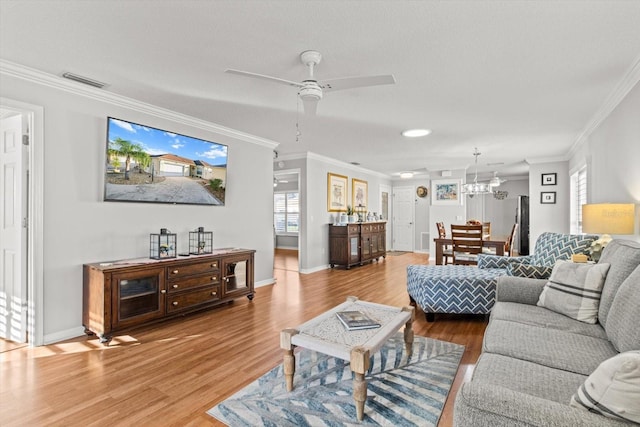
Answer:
400 172 414 179
401 129 431 138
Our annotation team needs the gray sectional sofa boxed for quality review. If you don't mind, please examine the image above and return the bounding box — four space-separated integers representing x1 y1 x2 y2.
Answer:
454 239 640 426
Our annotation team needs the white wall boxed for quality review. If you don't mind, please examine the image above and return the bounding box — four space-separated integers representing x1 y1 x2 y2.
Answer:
528 161 570 245
1 71 277 342
484 178 529 238
428 169 467 257
285 153 392 273
571 81 640 238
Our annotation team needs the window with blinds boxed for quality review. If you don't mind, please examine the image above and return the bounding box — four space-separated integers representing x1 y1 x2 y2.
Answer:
570 167 587 234
274 191 299 234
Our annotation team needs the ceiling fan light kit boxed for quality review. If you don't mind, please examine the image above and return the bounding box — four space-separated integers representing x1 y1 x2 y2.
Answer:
225 50 395 116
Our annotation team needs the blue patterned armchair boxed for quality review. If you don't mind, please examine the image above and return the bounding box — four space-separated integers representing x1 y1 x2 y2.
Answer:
407 232 599 321
478 232 599 279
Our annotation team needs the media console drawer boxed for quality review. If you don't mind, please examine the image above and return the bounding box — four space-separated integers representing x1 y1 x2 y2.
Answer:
83 249 255 344
167 285 222 313
167 259 220 279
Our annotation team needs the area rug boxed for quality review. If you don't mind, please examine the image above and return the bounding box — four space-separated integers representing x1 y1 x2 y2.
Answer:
385 251 410 256
207 333 464 426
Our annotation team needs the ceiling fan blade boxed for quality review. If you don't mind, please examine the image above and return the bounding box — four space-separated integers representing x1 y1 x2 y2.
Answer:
321 74 396 92
302 97 318 115
225 69 303 88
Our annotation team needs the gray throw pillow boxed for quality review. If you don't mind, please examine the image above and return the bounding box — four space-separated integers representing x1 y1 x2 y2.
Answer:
570 350 640 423
537 260 610 324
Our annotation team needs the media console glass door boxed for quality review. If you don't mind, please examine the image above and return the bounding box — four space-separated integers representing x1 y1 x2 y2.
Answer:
113 267 166 328
222 255 252 297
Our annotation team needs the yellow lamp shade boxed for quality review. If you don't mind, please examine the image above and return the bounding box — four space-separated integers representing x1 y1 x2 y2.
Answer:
582 204 635 235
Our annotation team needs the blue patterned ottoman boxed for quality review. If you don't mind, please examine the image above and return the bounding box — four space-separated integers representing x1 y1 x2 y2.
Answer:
407 265 507 321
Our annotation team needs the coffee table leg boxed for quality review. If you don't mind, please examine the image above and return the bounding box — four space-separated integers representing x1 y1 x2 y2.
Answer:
402 306 415 357
350 346 370 421
280 328 298 391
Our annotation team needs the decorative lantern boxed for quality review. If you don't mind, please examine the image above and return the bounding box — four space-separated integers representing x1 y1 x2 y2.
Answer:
150 228 177 259
189 226 213 255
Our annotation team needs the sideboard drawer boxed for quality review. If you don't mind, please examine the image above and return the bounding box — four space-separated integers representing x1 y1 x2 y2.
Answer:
166 286 222 313
167 259 220 279
167 273 220 293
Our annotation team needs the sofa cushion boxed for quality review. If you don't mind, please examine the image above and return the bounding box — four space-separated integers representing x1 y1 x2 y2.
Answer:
537 261 610 324
570 350 640 424
506 263 554 279
530 232 598 267
598 239 640 328
483 319 618 375
605 264 640 352
473 353 587 404
491 302 609 340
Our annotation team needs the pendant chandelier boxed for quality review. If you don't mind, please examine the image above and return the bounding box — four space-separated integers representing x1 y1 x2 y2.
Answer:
462 148 493 197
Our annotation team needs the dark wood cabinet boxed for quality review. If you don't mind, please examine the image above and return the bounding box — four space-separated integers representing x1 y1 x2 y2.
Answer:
83 249 255 343
329 222 386 269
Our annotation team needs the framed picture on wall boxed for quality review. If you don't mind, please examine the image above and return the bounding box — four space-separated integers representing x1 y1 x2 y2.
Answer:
541 173 557 186
352 178 368 209
327 173 348 212
541 191 556 204
431 179 463 205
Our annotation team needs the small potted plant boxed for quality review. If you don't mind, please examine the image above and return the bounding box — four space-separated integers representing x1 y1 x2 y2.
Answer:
587 234 612 262
346 205 357 223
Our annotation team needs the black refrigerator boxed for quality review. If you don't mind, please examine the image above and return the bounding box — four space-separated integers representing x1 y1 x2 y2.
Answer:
516 195 530 255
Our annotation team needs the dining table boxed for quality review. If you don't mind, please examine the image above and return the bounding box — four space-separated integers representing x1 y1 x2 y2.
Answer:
433 235 509 265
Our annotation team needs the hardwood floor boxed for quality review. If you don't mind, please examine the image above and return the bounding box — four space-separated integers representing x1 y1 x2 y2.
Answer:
0 250 487 426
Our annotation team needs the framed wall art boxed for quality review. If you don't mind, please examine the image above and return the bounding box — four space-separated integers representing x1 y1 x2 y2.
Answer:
541 173 557 186
431 179 462 206
541 191 556 204
352 178 368 209
327 172 348 212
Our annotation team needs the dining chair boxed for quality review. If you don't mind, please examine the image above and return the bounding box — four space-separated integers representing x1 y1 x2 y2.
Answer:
505 223 518 256
482 222 491 238
451 224 484 265
436 222 454 265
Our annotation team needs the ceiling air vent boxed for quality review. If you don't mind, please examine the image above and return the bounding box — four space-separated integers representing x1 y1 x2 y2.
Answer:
61 72 107 89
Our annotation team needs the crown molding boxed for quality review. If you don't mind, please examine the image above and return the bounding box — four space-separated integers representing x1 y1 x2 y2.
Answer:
275 151 391 179
525 155 569 165
567 53 640 158
306 151 391 179
0 60 279 150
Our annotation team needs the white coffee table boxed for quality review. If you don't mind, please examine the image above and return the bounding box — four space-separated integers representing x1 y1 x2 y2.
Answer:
280 296 415 421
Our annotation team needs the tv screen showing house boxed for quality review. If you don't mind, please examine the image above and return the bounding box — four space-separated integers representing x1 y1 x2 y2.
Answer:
104 117 228 206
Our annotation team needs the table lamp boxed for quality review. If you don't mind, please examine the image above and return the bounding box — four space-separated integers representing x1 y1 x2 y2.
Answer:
582 203 636 261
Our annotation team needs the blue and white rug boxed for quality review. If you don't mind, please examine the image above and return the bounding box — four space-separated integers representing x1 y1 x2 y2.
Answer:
208 333 464 426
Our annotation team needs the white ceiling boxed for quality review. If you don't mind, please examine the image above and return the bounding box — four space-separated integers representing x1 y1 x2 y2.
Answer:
2 1 640 181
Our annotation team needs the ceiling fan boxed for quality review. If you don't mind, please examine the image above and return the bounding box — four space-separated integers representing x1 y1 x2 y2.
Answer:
225 50 396 115
489 171 507 187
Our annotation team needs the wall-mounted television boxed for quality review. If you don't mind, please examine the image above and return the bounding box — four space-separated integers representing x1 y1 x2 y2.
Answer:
104 117 228 206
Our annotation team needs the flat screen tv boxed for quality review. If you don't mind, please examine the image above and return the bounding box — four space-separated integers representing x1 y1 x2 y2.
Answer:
104 117 228 206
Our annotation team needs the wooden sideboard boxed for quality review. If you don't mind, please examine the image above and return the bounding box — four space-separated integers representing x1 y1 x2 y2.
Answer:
329 222 386 269
83 248 255 344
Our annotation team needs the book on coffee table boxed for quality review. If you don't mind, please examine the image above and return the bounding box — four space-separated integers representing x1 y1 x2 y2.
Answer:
336 311 381 331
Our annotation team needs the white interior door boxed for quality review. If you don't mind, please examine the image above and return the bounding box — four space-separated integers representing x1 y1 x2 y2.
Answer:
379 184 391 250
392 186 414 251
0 114 27 342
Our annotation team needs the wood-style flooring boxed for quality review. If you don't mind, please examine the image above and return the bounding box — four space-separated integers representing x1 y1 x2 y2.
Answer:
0 250 487 426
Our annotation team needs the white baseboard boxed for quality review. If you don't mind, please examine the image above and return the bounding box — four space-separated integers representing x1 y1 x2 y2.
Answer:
44 326 86 344
300 264 330 274
275 246 298 250
255 278 275 288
